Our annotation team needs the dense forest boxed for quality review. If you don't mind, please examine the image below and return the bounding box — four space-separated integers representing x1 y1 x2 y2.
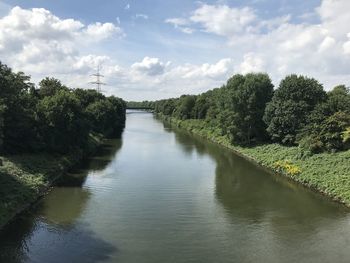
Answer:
153 73 350 154
0 62 126 155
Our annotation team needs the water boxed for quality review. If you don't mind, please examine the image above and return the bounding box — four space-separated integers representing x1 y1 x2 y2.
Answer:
1 111 350 263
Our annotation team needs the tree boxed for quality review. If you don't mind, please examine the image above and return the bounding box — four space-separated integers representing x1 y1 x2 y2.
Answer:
264 75 326 145
326 85 350 114
86 96 126 137
36 90 89 153
299 112 350 153
228 73 274 145
193 94 209 119
0 62 38 152
0 101 5 153
73 88 105 108
38 77 69 97
174 95 196 120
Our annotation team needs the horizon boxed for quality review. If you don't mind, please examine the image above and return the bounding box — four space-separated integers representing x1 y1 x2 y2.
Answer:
0 0 349 101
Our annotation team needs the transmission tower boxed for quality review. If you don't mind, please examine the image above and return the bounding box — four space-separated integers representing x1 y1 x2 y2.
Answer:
90 64 106 93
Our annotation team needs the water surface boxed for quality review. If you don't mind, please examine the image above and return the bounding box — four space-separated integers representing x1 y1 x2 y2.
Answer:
1 111 349 263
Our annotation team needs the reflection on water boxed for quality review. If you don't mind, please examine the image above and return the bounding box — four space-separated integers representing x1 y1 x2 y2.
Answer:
1 111 350 263
0 138 122 263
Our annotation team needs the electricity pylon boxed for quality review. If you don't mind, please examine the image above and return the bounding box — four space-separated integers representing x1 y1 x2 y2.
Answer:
90 64 106 93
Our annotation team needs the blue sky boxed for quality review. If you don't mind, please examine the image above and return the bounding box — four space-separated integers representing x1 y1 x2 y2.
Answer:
0 0 349 100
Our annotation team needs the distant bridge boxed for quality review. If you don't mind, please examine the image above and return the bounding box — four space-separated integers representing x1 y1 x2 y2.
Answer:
126 107 154 110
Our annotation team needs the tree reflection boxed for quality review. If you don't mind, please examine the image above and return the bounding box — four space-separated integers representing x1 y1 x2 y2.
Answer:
173 127 348 237
0 137 123 262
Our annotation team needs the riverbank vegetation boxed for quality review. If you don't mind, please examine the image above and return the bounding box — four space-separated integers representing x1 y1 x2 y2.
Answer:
0 62 126 227
153 73 350 205
127 100 154 109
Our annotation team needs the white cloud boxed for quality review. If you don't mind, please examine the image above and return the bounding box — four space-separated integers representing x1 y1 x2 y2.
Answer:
190 4 256 36
178 1 350 89
165 18 194 34
1 1 350 101
165 18 189 27
99 58 234 100
135 14 148 20
318 36 336 52
85 22 124 40
238 53 265 74
131 57 169 76
179 58 233 79
343 33 350 55
0 6 123 77
124 4 130 10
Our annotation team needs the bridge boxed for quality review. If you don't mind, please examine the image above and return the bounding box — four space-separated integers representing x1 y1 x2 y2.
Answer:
126 107 154 111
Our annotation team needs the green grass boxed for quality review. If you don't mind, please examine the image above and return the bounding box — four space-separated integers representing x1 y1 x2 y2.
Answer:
0 133 104 228
160 115 350 206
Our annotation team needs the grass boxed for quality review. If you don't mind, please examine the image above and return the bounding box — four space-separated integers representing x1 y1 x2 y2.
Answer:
0 133 104 228
160 115 350 206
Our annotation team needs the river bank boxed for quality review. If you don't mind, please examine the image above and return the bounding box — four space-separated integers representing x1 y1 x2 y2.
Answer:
0 133 106 229
158 114 350 207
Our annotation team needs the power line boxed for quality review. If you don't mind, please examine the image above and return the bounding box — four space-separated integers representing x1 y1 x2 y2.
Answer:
90 64 106 93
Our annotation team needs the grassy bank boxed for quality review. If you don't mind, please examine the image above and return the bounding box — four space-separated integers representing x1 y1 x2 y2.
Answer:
159 114 350 206
0 133 104 228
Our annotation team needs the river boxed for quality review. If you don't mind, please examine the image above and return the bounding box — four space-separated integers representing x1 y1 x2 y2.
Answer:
1 110 350 263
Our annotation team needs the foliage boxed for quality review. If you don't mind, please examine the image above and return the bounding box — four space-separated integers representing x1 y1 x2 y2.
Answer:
36 90 89 153
154 73 274 145
160 115 350 205
273 160 301 176
264 75 327 145
299 112 350 153
327 85 350 114
38 77 69 97
127 100 154 109
173 95 196 120
298 85 350 153
342 127 350 149
0 61 126 227
86 96 126 137
227 73 274 144
0 62 38 152
0 61 126 154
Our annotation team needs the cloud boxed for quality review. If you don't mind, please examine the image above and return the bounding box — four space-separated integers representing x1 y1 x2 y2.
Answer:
98 58 234 100
238 53 265 74
0 6 123 77
165 18 194 34
131 57 169 76
178 58 233 79
170 1 350 89
124 4 130 10
343 33 350 55
85 22 124 40
135 14 148 20
190 4 256 36
1 1 350 101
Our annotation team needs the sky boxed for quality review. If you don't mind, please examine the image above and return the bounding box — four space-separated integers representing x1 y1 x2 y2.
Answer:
0 0 349 101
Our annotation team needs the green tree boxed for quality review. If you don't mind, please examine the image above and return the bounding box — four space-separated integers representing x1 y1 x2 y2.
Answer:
37 90 89 153
0 101 5 153
264 75 326 145
0 62 38 152
299 112 350 153
174 95 196 120
327 85 350 114
193 94 209 119
39 77 69 97
228 73 274 144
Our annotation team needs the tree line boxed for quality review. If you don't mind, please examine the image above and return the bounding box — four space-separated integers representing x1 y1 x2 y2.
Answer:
153 73 350 154
0 62 126 154
127 101 154 109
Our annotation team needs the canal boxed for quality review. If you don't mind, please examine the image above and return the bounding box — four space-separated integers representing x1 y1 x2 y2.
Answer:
1 111 349 262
